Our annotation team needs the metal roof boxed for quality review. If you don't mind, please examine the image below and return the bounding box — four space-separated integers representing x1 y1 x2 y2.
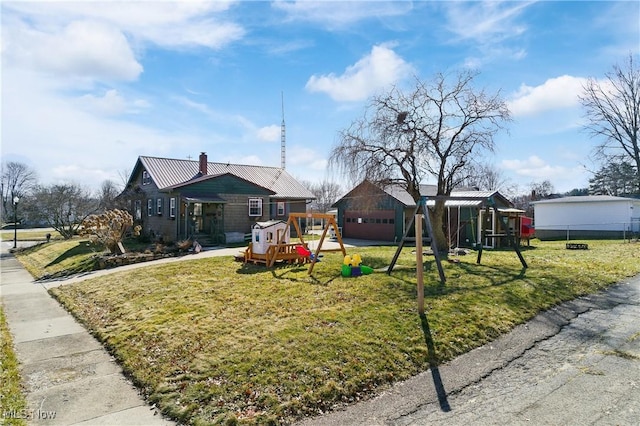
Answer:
138 156 315 200
385 187 509 208
254 220 287 229
531 195 640 204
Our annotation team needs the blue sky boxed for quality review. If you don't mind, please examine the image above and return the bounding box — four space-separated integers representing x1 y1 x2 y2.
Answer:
2 1 639 195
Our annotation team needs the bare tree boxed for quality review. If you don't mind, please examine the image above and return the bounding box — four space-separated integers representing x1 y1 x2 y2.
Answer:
306 180 342 214
511 180 556 217
1 161 38 224
580 54 640 193
329 71 510 252
32 183 98 239
457 162 514 193
98 179 123 212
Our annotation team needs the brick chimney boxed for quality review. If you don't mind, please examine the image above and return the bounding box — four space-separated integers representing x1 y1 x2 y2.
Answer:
199 152 207 175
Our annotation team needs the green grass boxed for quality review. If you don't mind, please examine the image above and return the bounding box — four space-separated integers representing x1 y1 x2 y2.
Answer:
15 239 107 279
21 240 640 424
0 307 28 426
0 229 63 242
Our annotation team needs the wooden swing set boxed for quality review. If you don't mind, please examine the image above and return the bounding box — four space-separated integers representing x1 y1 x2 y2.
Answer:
243 213 346 274
387 195 528 314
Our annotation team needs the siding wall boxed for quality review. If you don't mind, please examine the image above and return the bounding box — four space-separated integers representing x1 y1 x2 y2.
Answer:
534 199 640 240
535 201 633 231
220 193 267 233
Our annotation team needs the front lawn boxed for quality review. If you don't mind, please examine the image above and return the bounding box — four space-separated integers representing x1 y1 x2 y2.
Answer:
34 240 640 424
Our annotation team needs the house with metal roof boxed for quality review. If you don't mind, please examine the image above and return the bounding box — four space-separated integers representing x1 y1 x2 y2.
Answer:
532 195 640 240
332 180 525 248
121 153 315 244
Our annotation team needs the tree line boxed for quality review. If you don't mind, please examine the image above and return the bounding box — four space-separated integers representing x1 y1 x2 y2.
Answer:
0 164 123 238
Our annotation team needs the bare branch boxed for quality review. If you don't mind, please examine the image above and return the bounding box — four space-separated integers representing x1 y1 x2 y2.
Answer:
580 54 640 193
329 71 510 251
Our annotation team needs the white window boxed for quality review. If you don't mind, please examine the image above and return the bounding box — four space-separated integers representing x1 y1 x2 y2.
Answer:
147 199 153 216
277 201 285 216
169 198 176 218
142 171 150 185
156 198 163 215
249 198 262 217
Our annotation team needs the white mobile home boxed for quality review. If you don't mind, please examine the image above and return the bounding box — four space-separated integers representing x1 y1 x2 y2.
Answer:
532 195 640 240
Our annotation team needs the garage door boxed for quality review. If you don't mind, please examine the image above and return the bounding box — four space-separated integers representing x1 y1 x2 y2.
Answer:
343 210 395 241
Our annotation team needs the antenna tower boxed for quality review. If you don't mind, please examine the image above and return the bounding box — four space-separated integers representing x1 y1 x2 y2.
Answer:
281 91 286 170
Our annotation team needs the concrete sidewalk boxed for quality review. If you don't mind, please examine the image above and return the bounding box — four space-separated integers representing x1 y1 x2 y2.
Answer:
0 251 174 425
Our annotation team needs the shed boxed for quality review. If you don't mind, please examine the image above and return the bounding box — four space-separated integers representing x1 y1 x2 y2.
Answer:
251 220 289 254
532 195 640 240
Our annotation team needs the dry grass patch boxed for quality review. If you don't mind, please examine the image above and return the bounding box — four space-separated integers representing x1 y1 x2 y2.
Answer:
0 307 28 426
46 240 640 424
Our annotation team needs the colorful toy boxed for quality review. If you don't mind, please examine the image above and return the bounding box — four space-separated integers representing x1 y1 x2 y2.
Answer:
342 254 373 277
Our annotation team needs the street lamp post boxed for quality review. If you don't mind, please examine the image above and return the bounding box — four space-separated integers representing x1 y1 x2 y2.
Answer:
13 196 19 249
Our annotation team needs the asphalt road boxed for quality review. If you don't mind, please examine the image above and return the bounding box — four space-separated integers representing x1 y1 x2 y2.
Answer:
299 274 640 426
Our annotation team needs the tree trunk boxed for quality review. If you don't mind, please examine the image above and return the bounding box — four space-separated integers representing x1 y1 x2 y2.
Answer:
428 201 449 255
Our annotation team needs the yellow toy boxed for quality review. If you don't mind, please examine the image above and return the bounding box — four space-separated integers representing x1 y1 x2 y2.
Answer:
341 254 373 277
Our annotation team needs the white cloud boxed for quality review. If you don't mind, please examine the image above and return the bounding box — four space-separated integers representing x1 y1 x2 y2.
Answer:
501 155 587 191
75 90 151 116
443 1 533 44
508 75 587 116
257 125 281 142
288 145 327 171
441 1 535 67
5 19 142 82
1 69 203 189
272 1 411 29
2 1 243 50
1 1 245 87
306 44 414 102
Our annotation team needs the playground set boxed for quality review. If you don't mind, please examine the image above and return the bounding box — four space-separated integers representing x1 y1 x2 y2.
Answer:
242 195 528 294
388 195 529 282
242 213 347 274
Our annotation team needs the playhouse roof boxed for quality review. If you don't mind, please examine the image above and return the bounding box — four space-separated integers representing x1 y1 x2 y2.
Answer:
253 220 287 229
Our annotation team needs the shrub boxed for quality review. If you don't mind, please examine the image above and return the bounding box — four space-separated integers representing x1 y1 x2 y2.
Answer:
79 209 140 253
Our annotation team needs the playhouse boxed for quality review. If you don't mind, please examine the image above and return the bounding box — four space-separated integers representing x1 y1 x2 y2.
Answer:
243 220 309 265
250 220 289 254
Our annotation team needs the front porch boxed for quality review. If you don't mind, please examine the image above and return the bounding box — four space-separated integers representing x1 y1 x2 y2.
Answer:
180 198 226 245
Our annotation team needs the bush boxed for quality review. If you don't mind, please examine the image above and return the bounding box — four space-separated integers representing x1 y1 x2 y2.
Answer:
79 209 140 253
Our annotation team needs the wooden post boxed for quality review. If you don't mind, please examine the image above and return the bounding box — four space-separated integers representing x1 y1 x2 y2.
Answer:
415 213 425 315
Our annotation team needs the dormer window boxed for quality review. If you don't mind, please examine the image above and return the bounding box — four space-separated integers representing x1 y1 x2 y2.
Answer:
142 171 151 185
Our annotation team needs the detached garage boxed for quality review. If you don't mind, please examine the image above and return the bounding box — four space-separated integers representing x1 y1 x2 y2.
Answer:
333 181 410 242
343 210 396 241
532 195 640 240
